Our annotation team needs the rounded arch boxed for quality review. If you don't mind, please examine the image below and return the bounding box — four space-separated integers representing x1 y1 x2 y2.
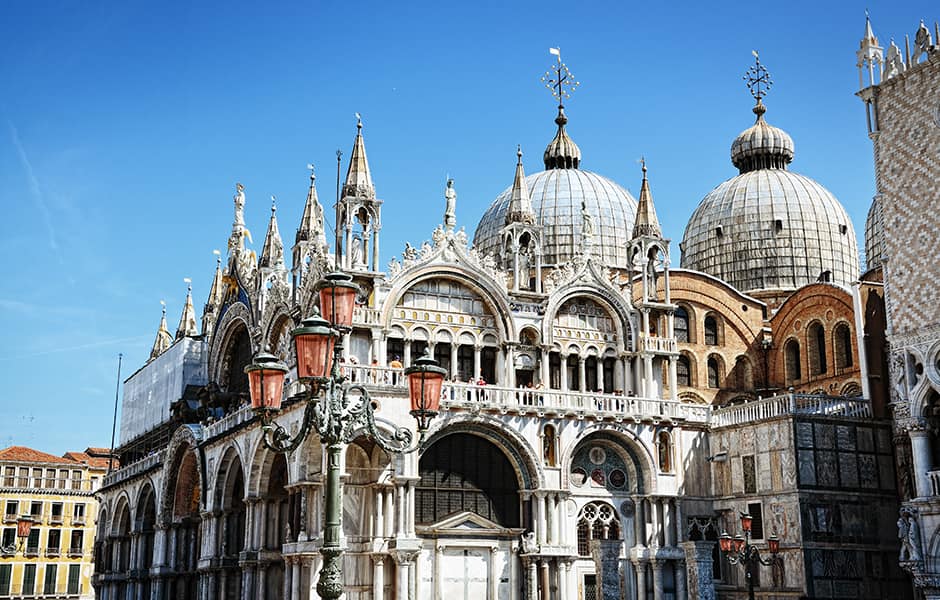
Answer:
561 426 655 494
678 351 696 387
381 267 516 343
247 436 294 498
213 444 246 511
208 301 254 386
806 320 828 376
160 425 206 524
784 337 803 383
421 414 543 489
674 303 694 344
832 320 854 370
542 288 632 351
707 354 724 389
134 480 158 530
110 493 133 537
519 326 541 346
265 311 296 365
703 312 723 346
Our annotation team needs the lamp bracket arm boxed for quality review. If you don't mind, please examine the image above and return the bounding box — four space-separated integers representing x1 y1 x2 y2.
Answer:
350 384 419 454
259 398 319 454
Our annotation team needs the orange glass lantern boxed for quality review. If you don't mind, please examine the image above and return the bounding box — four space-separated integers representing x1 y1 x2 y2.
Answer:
292 309 337 380
245 352 288 413
16 516 33 540
767 534 780 555
317 272 360 329
740 512 753 533
732 534 745 554
404 352 447 433
719 531 732 553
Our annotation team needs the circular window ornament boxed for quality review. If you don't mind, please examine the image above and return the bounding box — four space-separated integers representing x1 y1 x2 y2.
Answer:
609 469 626 489
571 467 587 487
590 469 606 487
589 446 607 465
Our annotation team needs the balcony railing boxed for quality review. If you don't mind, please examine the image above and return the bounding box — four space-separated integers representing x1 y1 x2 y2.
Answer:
102 449 165 488
24 545 39 556
441 383 709 423
352 306 382 327
203 405 254 439
49 514 63 525
342 364 405 389
710 393 872 428
928 470 940 496
46 546 60 557
72 516 86 526
639 335 678 354
2 514 16 524
68 546 83 557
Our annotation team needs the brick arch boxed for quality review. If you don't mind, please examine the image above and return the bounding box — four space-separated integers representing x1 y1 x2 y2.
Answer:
160 425 206 526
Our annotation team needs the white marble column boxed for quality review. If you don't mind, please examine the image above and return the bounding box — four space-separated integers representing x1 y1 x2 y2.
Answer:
373 556 385 600
675 560 687 600
910 426 933 497
578 356 586 391
668 356 678 400
664 499 675 547
634 559 647 600
473 346 482 380
374 486 385 539
547 493 558 545
596 360 604 392
648 499 659 547
560 352 569 391
651 559 665 600
534 492 546 545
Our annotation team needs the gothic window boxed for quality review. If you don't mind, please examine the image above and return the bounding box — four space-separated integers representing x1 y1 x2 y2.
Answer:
675 307 690 343
785 339 801 383
704 316 719 346
417 434 520 527
809 322 827 376
834 323 853 370
707 357 720 388
677 355 691 386
657 431 673 473
576 502 621 557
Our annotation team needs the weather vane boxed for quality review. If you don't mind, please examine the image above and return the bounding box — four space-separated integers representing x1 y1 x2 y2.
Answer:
541 47 580 106
744 50 773 103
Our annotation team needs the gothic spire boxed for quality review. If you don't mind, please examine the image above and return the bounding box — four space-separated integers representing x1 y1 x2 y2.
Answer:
150 302 172 360
342 114 375 199
505 146 535 225
297 165 328 249
175 280 198 339
260 198 285 269
632 160 662 239
205 252 224 310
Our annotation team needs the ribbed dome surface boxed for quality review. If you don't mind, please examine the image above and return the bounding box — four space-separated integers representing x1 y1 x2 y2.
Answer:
680 169 860 292
474 169 637 268
864 196 884 271
730 115 795 172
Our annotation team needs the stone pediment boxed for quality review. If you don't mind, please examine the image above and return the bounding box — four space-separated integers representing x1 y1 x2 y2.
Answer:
417 511 517 537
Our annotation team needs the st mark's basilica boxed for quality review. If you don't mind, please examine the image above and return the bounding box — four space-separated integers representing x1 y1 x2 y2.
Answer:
92 17 940 600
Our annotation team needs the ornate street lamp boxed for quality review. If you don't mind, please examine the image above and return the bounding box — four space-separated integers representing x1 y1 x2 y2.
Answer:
244 271 444 600
719 512 780 600
1 516 33 554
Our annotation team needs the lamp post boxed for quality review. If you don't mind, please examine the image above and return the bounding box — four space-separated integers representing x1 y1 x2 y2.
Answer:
244 271 445 600
1 516 34 554
719 512 780 600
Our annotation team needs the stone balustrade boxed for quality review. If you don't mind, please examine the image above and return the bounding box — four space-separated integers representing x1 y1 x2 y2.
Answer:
639 335 678 354
710 392 872 428
102 449 165 488
927 470 940 496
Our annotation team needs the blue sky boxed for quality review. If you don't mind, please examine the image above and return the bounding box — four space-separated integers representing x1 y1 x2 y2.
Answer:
0 1 933 455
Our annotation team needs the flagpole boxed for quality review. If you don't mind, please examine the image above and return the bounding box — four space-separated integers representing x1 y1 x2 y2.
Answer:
107 353 123 475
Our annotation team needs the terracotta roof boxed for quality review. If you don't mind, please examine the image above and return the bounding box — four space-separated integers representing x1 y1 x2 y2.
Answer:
0 446 74 465
85 447 112 456
63 451 114 470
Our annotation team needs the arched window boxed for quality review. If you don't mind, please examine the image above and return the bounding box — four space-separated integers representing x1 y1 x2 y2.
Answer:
576 502 621 556
707 357 720 388
677 355 691 387
417 433 520 527
674 307 690 343
704 316 719 346
809 323 827 376
657 431 673 473
834 323 853 370
785 340 801 383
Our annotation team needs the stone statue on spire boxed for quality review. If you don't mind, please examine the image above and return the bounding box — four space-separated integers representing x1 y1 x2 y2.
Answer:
234 183 245 226
444 178 457 231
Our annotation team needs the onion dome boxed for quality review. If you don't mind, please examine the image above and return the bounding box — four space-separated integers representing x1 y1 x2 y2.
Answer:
543 105 581 169
864 195 884 271
730 102 795 173
680 60 859 292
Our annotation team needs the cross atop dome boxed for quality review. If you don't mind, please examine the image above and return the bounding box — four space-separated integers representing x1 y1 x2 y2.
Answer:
744 50 773 116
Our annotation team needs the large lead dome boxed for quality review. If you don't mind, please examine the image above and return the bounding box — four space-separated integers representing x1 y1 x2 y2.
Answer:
680 102 859 292
473 106 638 267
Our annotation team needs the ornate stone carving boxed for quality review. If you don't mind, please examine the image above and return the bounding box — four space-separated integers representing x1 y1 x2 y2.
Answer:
898 508 923 562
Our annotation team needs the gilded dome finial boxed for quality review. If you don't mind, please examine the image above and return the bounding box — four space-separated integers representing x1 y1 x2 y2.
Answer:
744 50 773 119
